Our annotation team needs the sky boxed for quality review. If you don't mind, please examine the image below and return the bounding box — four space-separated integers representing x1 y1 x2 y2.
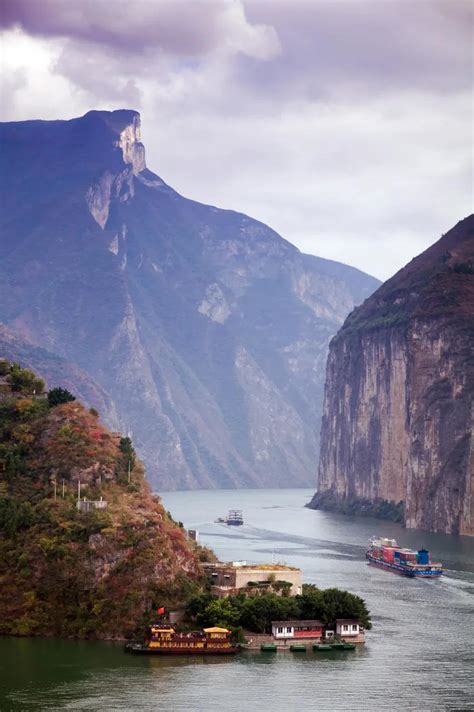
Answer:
0 0 472 280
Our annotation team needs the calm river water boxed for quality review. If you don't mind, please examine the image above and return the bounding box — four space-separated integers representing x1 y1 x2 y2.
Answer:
1 488 473 711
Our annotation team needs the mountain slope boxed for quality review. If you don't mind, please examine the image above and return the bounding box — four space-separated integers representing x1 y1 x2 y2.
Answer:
309 216 474 535
0 109 379 489
0 361 208 639
0 323 120 428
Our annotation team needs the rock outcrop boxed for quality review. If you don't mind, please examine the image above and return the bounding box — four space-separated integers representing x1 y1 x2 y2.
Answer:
0 109 379 490
309 216 474 535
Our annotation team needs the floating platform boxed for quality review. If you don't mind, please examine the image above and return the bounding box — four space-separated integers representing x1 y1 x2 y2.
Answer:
260 644 277 652
289 644 307 652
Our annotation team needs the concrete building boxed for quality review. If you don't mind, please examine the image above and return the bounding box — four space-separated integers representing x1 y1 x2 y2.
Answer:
76 497 108 513
203 561 302 597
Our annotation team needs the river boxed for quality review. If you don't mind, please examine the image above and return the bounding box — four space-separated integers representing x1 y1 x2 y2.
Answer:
1 488 473 711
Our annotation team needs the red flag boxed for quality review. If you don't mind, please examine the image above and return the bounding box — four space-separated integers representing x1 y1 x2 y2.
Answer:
157 607 165 615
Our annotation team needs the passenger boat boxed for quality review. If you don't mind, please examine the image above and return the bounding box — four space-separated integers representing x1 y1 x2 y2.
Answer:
214 510 244 525
366 537 442 578
125 624 239 655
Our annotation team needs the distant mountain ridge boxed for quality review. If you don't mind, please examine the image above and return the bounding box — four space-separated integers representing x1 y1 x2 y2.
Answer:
0 109 379 489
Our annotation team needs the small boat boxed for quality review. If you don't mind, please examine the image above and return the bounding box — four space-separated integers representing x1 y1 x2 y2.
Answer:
330 642 346 650
260 643 277 652
343 643 356 650
290 644 307 652
366 537 443 578
125 624 239 656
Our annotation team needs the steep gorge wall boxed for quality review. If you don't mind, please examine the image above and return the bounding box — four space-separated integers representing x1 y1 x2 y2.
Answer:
311 217 474 536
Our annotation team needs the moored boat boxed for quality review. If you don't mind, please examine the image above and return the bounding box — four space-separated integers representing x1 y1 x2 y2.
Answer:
290 644 307 652
125 624 239 655
366 537 442 578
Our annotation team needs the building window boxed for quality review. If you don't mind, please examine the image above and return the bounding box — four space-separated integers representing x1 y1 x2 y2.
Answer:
343 625 349 631
352 624 358 631
286 627 292 633
277 627 283 634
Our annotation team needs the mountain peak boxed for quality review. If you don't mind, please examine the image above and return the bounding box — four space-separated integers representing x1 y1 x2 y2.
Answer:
82 109 145 174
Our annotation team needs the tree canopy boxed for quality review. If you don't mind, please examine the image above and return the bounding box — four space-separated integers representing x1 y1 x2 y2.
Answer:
186 584 371 634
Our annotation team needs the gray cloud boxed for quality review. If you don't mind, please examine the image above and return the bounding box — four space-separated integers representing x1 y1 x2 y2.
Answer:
0 0 280 58
0 0 471 280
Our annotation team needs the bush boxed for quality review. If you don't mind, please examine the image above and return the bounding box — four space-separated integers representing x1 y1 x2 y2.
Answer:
47 388 76 407
9 364 45 395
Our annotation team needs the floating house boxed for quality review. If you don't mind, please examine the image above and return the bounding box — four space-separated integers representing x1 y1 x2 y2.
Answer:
336 619 365 642
272 620 323 640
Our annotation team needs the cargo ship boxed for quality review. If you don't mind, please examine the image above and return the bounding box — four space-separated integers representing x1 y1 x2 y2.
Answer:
125 624 239 655
366 537 443 578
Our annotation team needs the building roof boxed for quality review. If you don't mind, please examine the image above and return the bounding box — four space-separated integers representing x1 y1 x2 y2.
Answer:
203 627 230 634
336 619 359 624
272 620 323 627
203 562 300 571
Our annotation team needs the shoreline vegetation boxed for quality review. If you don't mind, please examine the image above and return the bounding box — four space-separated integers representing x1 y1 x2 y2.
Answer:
307 490 405 524
183 585 371 643
0 360 371 643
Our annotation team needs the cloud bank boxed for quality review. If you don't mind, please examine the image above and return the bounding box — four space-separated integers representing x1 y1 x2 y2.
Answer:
1 0 472 279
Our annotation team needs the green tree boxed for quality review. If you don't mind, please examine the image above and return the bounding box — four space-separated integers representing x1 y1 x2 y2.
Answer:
199 598 240 628
239 593 299 633
47 387 76 407
119 437 136 472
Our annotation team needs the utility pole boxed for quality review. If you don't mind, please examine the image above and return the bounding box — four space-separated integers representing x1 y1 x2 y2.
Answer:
77 480 81 503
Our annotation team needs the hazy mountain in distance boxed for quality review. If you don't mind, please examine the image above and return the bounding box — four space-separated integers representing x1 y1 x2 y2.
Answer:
0 109 379 489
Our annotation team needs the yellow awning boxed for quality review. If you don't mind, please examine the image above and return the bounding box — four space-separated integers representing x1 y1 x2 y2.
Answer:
203 627 230 633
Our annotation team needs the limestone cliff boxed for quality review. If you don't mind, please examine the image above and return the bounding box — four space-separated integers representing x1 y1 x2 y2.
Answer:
0 109 379 490
309 216 474 535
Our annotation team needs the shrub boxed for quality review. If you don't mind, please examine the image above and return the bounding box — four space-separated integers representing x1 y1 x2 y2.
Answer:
47 387 76 407
9 364 45 395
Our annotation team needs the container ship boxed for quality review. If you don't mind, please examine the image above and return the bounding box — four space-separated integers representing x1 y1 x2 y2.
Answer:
126 624 239 655
366 537 443 578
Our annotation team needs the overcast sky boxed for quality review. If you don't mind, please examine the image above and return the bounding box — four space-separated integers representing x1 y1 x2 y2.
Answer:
1 0 472 280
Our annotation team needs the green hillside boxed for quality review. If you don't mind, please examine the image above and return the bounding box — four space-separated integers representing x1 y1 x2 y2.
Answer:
0 360 209 639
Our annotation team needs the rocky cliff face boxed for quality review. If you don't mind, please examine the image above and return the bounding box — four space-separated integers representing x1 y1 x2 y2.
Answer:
310 216 474 535
0 109 379 490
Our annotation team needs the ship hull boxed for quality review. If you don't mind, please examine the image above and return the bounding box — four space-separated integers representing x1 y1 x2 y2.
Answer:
366 554 442 577
127 645 239 656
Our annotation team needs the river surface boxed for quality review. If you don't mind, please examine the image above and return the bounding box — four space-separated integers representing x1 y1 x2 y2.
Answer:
1 488 473 711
